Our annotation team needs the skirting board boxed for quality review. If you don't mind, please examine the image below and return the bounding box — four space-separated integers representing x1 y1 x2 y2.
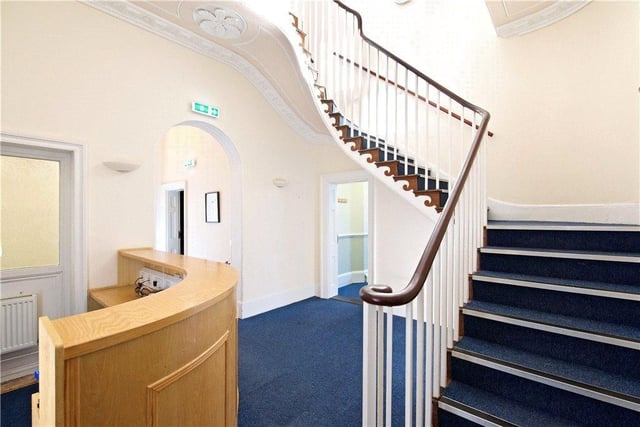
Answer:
338 271 368 287
1 350 38 383
239 284 316 319
488 199 640 225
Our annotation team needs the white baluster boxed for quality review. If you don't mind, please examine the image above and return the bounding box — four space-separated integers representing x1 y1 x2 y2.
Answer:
414 74 419 177
376 305 384 427
405 301 413 426
340 8 345 115
384 55 389 160
447 226 454 347
394 61 399 163
404 67 409 176
416 289 425 426
432 251 441 397
385 305 393 427
363 302 376 426
425 84 430 186
435 90 441 190
439 243 447 388
425 271 434 421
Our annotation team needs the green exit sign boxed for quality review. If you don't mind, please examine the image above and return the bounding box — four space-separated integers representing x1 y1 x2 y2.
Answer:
191 102 220 118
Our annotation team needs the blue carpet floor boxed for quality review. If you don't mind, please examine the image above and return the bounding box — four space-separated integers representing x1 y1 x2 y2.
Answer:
1 383 37 427
338 282 366 299
2 298 364 427
238 297 363 426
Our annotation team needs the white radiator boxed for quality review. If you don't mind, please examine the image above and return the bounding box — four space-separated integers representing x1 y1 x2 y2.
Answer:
1 295 38 354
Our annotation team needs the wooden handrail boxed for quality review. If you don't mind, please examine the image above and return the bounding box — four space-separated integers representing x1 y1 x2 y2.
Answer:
334 53 494 137
360 113 490 306
331 0 493 306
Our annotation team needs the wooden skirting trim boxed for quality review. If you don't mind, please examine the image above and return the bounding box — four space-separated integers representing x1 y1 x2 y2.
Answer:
1 374 36 394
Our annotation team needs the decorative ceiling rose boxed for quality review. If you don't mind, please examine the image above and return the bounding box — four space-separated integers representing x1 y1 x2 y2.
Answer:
193 6 246 40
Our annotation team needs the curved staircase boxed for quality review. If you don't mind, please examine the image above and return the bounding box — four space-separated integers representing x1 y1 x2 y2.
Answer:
286 2 638 426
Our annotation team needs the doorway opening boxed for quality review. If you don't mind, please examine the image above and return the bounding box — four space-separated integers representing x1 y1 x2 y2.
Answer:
334 181 369 303
155 121 244 314
320 171 374 301
166 189 185 255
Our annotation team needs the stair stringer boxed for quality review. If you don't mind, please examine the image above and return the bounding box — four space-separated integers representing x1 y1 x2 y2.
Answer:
281 15 442 222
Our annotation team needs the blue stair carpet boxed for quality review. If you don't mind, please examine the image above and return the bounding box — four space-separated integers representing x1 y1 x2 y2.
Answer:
439 221 640 426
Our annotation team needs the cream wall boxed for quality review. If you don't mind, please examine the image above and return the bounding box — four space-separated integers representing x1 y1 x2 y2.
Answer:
373 181 434 290
1 1 359 313
160 126 232 263
343 0 639 206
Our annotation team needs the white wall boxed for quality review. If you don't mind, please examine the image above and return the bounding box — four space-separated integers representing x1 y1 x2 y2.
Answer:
160 126 232 263
373 181 434 290
343 0 640 206
1 1 360 316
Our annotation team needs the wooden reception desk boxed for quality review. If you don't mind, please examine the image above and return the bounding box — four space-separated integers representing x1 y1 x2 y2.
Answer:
33 248 239 426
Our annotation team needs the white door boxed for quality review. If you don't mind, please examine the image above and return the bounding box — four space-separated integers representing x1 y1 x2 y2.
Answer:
167 190 183 254
1 141 77 381
1 144 72 320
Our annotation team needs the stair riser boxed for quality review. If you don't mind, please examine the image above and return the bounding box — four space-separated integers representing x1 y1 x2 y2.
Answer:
487 229 640 253
463 315 640 379
394 162 428 177
472 281 640 328
450 357 640 425
479 253 640 286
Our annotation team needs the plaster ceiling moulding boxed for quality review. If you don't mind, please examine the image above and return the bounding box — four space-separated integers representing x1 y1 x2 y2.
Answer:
81 1 329 144
495 1 592 38
193 6 247 40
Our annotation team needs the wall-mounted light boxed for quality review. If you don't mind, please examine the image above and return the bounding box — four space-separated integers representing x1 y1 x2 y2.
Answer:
394 0 411 4
103 161 141 173
272 178 288 188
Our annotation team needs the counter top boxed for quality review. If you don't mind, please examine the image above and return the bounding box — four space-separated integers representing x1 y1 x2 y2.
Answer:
51 248 239 360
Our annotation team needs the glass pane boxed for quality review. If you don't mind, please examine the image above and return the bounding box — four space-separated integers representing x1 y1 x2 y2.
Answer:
1 155 60 269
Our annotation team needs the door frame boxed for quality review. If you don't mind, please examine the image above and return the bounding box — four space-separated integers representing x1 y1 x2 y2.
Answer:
320 170 374 299
1 132 87 315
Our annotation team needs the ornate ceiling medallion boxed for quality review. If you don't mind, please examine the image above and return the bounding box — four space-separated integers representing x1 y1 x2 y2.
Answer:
193 6 246 40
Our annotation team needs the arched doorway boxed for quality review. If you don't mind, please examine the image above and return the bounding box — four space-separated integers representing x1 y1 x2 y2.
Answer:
155 121 243 304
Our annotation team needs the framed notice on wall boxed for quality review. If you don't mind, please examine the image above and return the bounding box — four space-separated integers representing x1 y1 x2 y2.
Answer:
205 192 220 223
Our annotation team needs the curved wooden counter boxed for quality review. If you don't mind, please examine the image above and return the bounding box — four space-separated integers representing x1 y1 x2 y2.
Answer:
35 248 239 426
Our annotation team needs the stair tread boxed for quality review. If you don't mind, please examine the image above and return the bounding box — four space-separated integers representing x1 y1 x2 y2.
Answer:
487 220 640 231
473 270 640 297
441 381 580 427
465 300 640 343
455 337 640 400
481 246 640 261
